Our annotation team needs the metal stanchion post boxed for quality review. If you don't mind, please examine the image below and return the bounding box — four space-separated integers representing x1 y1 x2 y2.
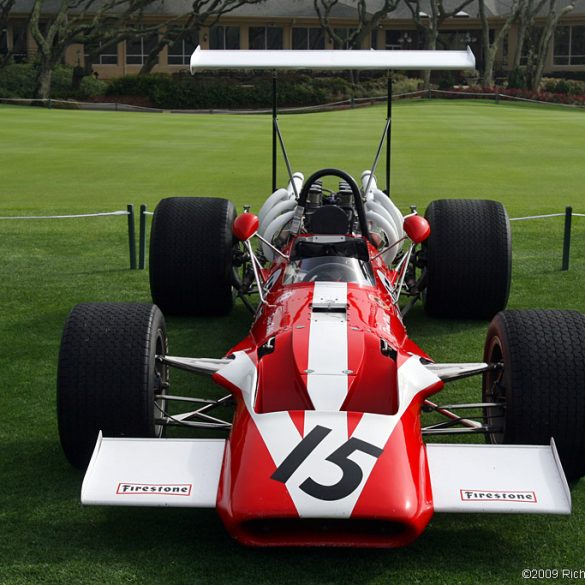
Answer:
139 204 147 270
562 206 572 271
127 204 137 270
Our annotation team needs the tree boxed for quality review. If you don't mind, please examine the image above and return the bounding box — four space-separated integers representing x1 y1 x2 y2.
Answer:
512 0 546 68
521 0 575 90
313 0 401 50
478 0 522 87
138 0 265 75
73 14 152 91
0 0 16 66
29 0 154 99
405 0 475 89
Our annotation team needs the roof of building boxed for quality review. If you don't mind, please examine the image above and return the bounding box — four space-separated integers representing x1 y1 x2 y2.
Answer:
10 0 585 20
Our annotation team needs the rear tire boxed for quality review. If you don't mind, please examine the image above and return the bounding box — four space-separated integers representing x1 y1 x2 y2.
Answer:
57 303 168 470
483 310 585 480
149 197 236 316
423 199 511 319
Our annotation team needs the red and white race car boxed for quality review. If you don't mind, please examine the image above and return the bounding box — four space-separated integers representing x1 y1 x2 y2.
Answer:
57 48 585 548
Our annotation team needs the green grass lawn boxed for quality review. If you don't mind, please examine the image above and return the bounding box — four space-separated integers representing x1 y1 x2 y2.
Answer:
0 100 584 585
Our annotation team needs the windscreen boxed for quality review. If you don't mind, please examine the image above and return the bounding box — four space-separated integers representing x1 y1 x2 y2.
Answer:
283 256 375 285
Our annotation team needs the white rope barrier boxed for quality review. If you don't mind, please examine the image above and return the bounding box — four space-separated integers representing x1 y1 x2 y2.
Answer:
432 88 498 98
510 212 584 221
3 89 585 114
510 213 566 221
0 210 129 220
498 93 585 109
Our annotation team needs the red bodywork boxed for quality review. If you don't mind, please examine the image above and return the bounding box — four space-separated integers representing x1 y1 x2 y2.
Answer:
212 235 444 547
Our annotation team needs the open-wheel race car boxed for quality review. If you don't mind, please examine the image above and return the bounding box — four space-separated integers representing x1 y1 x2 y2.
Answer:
57 48 585 548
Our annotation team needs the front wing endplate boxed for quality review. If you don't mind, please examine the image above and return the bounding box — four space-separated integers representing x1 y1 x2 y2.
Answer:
427 440 571 514
81 432 225 507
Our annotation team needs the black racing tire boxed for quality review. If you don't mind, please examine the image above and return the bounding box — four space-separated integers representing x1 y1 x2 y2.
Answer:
423 199 511 320
149 197 236 316
57 303 168 470
483 310 585 481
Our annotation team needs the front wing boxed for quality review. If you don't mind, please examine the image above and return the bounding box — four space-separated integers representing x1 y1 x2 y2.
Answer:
81 432 570 515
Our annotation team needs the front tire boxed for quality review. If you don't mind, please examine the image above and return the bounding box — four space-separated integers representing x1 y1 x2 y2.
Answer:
149 197 236 316
57 303 168 469
483 310 585 480
423 199 511 319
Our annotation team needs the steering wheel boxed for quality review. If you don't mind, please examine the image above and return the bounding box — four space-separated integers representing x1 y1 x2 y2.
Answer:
298 168 370 241
303 262 355 283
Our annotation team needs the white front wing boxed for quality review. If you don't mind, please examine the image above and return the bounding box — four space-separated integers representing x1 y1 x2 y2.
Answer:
427 440 571 514
81 434 571 515
81 432 225 507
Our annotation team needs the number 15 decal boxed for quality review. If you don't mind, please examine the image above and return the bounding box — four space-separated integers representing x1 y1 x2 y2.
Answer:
271 425 383 501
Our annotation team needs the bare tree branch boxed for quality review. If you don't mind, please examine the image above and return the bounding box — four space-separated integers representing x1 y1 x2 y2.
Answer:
0 0 16 66
139 0 266 75
29 0 157 98
313 0 401 50
478 0 522 87
526 0 575 89
406 0 474 88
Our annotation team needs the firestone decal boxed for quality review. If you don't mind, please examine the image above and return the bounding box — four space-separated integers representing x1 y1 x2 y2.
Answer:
116 483 193 496
460 489 537 502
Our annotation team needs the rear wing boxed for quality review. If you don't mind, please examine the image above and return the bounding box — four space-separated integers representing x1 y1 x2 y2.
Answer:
190 46 475 73
188 45 476 197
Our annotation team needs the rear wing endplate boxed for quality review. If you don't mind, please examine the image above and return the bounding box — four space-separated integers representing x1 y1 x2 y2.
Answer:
190 46 475 73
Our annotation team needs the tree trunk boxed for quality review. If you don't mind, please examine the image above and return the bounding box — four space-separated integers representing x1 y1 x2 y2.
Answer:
529 2 575 90
513 20 528 68
483 47 497 87
423 28 438 90
35 60 53 100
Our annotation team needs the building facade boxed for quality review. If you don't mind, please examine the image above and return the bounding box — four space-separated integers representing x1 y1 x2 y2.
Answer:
1 0 584 79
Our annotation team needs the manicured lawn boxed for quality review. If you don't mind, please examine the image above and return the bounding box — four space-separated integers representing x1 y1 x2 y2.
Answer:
0 100 584 585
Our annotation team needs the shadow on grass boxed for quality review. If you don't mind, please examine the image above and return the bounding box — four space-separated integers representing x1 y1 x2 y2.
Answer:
1 438 521 585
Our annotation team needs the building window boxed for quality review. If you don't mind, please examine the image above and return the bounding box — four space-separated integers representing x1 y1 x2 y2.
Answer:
554 25 585 65
209 25 240 50
168 29 198 65
385 30 418 50
0 28 7 57
126 34 159 65
85 42 118 65
249 26 283 50
292 27 324 50
11 21 28 63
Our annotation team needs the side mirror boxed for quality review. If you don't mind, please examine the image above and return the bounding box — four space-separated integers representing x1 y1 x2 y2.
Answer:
233 213 259 242
403 215 431 244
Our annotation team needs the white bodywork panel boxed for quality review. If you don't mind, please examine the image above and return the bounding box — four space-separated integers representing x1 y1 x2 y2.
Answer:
191 46 475 73
307 282 349 411
427 441 571 514
81 433 225 507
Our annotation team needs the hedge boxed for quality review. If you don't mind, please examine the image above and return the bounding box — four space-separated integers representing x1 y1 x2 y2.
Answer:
105 72 422 109
0 63 107 99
